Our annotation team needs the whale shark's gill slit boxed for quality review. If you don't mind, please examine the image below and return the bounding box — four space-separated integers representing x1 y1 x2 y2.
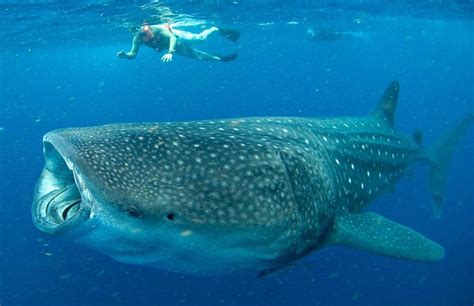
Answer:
44 187 70 214
62 200 81 221
126 206 143 218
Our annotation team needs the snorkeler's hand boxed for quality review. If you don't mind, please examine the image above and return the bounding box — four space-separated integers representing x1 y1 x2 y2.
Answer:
161 53 173 62
117 51 127 59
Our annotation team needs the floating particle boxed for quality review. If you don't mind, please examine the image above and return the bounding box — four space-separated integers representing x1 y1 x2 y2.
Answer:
328 272 339 279
180 230 193 237
96 269 105 277
59 273 72 280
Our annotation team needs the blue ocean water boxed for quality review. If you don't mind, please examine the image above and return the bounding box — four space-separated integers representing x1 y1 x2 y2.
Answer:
0 1 473 305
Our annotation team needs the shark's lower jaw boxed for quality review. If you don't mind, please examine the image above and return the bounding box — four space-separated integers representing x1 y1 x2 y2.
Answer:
32 140 90 234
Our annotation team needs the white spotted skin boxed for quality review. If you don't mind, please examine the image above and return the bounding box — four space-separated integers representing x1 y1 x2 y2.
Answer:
314 116 424 212
32 116 425 275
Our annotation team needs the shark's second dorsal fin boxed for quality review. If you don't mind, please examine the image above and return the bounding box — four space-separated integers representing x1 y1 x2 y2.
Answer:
371 81 399 127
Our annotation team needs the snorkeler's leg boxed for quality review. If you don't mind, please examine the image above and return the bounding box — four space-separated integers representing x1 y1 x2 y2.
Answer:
189 48 221 61
193 49 238 62
179 27 239 42
194 49 238 62
195 27 219 40
180 27 219 42
186 26 240 42
217 52 238 62
177 44 236 62
176 44 237 62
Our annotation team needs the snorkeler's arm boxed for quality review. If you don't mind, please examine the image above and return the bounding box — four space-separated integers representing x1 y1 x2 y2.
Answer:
168 33 177 54
157 27 177 62
117 35 141 59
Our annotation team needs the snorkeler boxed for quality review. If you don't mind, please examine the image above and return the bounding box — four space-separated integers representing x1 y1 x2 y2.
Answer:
117 24 240 62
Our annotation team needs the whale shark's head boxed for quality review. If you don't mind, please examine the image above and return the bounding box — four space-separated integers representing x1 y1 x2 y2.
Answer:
32 122 306 274
32 132 92 235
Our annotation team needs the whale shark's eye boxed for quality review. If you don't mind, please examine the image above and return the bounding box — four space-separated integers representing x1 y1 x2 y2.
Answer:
126 206 142 218
166 213 175 221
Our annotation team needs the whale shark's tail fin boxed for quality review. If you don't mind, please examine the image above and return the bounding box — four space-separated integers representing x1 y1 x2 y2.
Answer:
429 113 474 218
371 80 399 128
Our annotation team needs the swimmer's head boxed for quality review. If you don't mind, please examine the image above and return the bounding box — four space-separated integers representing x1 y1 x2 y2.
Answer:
138 24 155 41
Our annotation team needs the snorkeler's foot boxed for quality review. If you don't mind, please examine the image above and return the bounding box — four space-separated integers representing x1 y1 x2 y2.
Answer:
218 28 240 42
219 52 238 62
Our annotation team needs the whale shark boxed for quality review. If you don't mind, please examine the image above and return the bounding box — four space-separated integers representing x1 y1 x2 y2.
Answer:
32 81 473 276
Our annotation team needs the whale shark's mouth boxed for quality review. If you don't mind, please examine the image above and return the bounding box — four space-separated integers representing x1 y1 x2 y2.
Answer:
32 138 90 234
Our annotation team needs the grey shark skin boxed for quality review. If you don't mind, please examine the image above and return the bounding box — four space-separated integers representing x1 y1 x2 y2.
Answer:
32 81 473 276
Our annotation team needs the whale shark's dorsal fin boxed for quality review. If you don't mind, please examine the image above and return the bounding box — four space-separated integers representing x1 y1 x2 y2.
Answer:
371 81 399 127
327 212 444 261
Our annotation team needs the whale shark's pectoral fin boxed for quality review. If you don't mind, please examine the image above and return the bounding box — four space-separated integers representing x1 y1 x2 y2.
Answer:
258 263 295 278
258 262 313 278
327 212 444 261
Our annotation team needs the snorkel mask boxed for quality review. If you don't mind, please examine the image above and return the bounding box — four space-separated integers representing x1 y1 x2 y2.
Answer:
141 24 155 41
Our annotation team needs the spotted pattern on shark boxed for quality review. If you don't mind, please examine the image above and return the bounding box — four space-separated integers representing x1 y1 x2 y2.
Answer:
32 81 473 275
